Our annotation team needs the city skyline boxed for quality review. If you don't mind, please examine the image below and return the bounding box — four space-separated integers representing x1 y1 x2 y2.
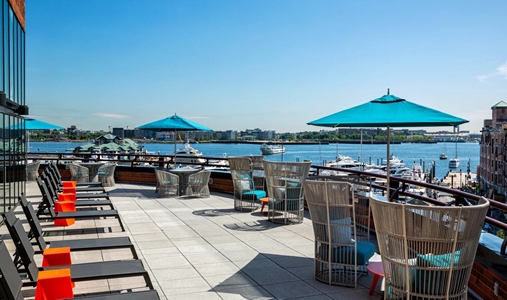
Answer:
26 1 507 133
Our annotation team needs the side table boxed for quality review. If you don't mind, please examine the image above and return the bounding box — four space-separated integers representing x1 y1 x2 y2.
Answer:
367 261 385 295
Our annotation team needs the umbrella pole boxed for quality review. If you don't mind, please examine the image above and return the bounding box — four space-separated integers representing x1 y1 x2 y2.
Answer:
174 130 177 167
386 126 391 201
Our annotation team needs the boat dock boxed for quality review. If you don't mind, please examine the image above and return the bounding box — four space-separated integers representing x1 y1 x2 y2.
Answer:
440 171 477 189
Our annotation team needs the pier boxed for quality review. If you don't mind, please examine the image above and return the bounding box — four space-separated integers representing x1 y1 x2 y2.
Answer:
440 171 477 189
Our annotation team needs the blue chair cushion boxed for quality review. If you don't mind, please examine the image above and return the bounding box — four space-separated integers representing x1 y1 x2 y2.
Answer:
240 190 266 200
318 242 376 265
270 199 301 211
412 250 461 295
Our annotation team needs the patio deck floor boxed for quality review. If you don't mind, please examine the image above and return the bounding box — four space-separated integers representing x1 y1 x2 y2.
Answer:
2 182 382 300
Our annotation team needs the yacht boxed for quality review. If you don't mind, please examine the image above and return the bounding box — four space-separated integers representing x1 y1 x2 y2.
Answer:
439 153 448 160
173 142 206 164
260 143 285 155
449 157 460 169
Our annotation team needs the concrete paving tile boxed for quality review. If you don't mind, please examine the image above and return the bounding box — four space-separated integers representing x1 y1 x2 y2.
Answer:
158 277 211 295
170 237 209 247
137 239 175 250
262 280 322 299
140 246 181 256
126 222 162 234
204 272 258 290
286 265 316 280
166 291 222 300
193 261 240 277
220 249 263 262
177 244 217 254
214 285 274 299
151 265 201 281
144 253 190 269
131 231 168 241
242 267 300 285
183 251 230 265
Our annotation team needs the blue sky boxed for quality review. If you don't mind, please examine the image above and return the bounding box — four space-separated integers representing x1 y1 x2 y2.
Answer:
26 0 507 133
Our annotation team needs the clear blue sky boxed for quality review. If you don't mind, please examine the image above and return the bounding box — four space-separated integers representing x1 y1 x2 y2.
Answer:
26 0 507 133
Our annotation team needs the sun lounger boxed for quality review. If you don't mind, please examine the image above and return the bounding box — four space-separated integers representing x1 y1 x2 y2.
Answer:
0 241 160 300
33 179 124 231
47 162 104 187
15 196 137 258
42 171 109 199
36 177 114 217
44 167 106 193
2 216 152 289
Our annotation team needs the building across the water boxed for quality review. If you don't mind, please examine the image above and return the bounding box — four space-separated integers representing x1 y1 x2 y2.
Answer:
478 101 507 201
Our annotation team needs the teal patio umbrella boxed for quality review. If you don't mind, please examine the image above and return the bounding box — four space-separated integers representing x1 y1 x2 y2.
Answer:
11 117 64 152
136 114 212 162
307 91 469 199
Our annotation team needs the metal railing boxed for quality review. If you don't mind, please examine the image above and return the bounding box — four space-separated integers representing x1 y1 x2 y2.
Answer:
27 152 507 256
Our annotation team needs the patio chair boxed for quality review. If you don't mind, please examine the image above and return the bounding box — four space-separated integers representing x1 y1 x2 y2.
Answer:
155 169 179 197
370 195 489 299
0 240 160 300
69 163 90 182
25 160 41 181
1 217 154 290
34 179 125 231
98 163 117 187
187 169 211 197
229 156 266 211
303 179 376 287
263 160 311 224
17 195 138 258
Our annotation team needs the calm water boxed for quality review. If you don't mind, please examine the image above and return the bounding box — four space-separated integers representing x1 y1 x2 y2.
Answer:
30 141 479 180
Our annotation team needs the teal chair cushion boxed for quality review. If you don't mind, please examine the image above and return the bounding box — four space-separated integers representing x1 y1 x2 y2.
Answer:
412 250 461 295
318 242 376 265
240 190 266 200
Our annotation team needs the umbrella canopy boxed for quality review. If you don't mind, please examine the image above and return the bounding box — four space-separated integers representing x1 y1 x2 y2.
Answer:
307 92 469 200
137 114 212 131
136 114 212 163
24 117 64 130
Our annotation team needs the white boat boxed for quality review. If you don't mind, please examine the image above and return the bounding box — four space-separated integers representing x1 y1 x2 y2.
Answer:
173 142 206 164
260 143 285 155
449 141 459 168
449 157 460 168
440 153 448 160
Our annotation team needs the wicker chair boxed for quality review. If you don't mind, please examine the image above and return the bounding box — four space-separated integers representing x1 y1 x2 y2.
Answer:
97 163 117 187
303 179 376 287
26 160 41 181
155 169 179 198
187 169 211 197
370 196 489 299
263 161 311 224
229 156 266 211
69 163 89 182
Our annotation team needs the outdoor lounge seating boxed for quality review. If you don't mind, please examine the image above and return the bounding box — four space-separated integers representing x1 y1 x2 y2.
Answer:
25 160 41 181
303 179 376 287
36 177 114 218
34 178 124 230
98 163 117 187
263 160 311 224
43 168 107 195
370 195 489 299
1 216 154 291
17 195 138 258
155 169 179 197
0 240 160 300
47 162 104 187
69 163 90 183
229 156 266 211
186 169 211 197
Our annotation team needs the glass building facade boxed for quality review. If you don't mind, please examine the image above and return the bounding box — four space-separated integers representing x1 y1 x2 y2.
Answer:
0 0 25 213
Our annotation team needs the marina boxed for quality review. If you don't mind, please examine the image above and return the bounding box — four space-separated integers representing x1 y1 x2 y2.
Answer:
30 141 480 181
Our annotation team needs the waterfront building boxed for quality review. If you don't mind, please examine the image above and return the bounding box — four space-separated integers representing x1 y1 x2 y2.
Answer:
0 0 26 214
478 101 507 201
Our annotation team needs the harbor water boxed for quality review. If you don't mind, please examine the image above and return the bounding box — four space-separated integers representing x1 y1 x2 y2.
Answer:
29 141 479 181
